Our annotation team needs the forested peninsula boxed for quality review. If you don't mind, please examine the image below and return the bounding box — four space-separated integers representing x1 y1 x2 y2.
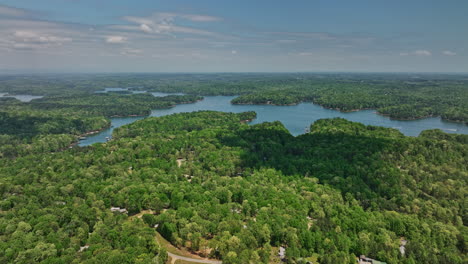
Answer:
0 93 202 158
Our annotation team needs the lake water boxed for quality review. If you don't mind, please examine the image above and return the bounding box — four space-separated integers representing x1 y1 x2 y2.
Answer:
95 87 147 94
78 94 468 146
0 93 43 102
95 88 185 97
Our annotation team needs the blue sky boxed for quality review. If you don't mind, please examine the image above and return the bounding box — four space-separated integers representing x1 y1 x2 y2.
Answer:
0 0 467 72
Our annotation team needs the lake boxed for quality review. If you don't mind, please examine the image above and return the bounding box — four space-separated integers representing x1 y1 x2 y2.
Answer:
78 93 468 146
0 93 43 102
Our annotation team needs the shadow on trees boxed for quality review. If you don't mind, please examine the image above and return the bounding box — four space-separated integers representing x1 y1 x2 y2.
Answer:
220 121 404 210
0 112 44 137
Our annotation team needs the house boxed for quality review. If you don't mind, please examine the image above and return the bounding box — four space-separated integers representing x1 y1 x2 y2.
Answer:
400 238 408 256
358 255 387 264
278 247 286 260
110 207 128 214
230 208 241 214
78 245 89 252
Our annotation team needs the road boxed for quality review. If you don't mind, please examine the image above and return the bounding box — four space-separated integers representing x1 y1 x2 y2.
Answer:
129 211 222 264
168 252 222 264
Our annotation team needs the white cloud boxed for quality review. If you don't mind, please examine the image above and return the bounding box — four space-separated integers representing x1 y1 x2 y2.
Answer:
141 12 221 22
179 14 221 22
414 50 432 56
140 24 153 33
271 32 336 41
123 16 154 25
0 5 28 17
12 43 40 50
122 12 219 36
106 35 127 44
231 50 237 54
442 50 456 56
13 31 72 45
400 50 432 56
121 48 143 56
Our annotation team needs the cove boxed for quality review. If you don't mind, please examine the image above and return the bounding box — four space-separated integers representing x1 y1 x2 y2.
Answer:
78 95 468 146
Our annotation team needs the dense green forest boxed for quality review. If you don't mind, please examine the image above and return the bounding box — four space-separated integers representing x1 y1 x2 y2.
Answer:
1 73 467 123
0 110 466 264
0 73 467 263
229 82 467 123
0 93 201 158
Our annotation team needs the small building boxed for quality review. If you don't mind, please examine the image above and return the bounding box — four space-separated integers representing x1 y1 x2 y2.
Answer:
400 238 408 256
278 247 286 260
110 207 128 214
230 208 241 214
78 245 89 252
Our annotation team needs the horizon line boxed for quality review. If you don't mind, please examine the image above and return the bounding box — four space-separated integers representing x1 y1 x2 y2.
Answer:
1 71 468 75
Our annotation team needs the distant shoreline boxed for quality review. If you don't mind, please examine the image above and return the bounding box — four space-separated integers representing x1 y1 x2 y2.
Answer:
231 99 466 124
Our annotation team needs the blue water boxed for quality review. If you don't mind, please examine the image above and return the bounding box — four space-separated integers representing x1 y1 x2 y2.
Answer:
95 88 147 94
152 92 185 97
0 93 43 102
78 94 468 146
95 88 184 97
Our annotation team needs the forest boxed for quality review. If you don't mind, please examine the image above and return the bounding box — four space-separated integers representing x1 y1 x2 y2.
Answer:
0 73 467 264
0 110 467 264
1 73 467 123
0 93 201 158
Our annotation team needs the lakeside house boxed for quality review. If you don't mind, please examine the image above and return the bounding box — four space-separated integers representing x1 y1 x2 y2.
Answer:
358 255 387 264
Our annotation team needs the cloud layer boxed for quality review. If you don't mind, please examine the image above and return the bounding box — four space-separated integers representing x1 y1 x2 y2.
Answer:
442 50 456 56
0 4 465 72
400 50 432 57
106 36 127 44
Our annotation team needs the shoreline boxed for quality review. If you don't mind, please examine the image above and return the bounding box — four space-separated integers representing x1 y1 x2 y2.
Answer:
69 124 112 148
109 99 202 118
240 118 255 123
72 96 466 148
232 101 299 106
232 99 466 124
73 98 203 147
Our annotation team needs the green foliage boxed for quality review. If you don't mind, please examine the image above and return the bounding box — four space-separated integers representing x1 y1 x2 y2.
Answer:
1 111 466 264
30 93 203 117
2 73 466 123
230 78 468 123
0 73 466 264
0 93 202 158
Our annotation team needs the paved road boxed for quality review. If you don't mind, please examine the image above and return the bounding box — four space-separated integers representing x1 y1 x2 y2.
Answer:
130 211 222 264
167 252 222 264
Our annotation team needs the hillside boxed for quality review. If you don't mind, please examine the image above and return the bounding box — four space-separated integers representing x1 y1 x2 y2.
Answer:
1 111 466 263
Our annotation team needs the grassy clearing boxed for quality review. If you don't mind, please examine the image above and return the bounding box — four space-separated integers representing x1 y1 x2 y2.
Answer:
156 232 205 259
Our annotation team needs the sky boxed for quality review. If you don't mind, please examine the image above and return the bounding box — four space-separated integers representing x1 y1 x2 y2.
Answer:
0 0 467 73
